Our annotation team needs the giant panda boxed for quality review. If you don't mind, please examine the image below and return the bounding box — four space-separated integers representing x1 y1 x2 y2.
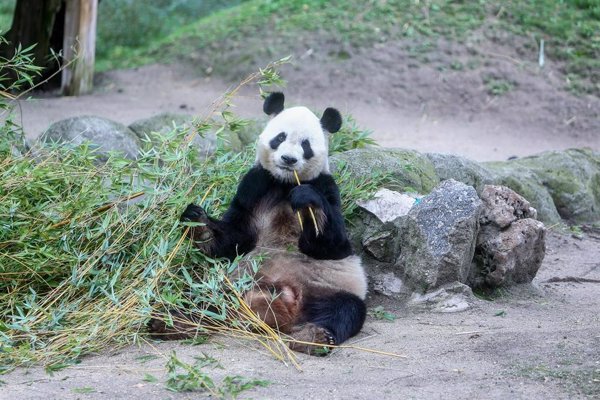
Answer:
152 93 367 355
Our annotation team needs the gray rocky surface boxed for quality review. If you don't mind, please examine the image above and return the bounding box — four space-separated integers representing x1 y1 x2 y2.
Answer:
398 179 482 292
39 116 141 160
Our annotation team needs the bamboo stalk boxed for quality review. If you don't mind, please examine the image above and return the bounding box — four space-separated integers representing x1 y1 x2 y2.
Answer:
292 170 320 236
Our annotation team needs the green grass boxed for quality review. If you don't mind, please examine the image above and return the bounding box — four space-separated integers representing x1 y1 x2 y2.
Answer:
95 0 247 64
514 363 600 397
97 0 487 73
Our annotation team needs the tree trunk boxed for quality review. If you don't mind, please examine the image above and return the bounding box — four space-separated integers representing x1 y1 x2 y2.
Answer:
0 0 65 87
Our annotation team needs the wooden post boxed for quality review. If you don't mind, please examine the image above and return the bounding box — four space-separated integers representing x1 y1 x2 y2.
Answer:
61 0 97 96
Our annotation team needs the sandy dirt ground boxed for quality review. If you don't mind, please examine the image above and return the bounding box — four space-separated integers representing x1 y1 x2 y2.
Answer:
4 38 600 398
4 231 600 399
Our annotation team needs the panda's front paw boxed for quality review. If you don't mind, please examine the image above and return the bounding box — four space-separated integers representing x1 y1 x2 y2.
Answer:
180 203 208 222
180 203 214 249
290 185 323 211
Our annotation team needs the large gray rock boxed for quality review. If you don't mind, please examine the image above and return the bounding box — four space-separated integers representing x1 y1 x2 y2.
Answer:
129 113 216 158
426 153 494 194
39 116 141 160
398 179 483 292
484 161 561 224
472 219 546 287
331 148 439 194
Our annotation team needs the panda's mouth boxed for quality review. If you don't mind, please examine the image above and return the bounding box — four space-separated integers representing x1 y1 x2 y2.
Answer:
277 165 294 172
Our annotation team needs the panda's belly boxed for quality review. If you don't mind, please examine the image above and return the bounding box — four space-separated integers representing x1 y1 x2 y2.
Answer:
258 252 367 300
252 195 301 250
248 193 367 300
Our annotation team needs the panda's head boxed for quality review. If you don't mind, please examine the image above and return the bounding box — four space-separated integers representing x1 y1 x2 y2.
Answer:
257 92 342 183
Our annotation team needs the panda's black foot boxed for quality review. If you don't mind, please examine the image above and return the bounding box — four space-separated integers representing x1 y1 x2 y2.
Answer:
180 203 214 250
147 310 198 341
287 323 336 356
181 203 208 222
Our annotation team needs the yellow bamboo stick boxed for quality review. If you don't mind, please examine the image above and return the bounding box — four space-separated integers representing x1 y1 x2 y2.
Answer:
292 170 320 236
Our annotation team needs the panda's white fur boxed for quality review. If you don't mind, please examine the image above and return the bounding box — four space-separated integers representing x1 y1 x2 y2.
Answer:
257 106 330 183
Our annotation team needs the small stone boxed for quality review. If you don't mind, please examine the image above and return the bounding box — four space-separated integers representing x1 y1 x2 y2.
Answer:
409 282 473 313
371 272 408 297
356 188 418 223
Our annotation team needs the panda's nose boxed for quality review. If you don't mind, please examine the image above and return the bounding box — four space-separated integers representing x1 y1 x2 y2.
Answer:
281 155 298 165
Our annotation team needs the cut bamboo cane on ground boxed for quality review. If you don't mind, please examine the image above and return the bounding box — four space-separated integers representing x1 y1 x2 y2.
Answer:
292 170 320 236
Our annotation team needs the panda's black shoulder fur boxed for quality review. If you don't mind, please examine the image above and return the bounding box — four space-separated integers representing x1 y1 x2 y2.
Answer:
202 164 353 261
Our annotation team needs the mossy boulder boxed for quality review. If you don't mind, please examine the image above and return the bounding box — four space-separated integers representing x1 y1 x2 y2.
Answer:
509 148 600 222
484 161 561 224
426 153 494 194
331 148 439 193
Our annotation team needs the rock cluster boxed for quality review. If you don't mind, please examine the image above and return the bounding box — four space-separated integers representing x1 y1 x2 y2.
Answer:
353 174 551 311
37 114 264 160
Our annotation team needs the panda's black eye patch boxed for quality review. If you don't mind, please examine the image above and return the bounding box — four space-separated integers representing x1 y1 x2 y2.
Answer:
270 132 287 150
301 139 314 160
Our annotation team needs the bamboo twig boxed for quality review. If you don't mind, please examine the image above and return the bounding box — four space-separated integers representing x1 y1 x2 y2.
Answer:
292 170 320 236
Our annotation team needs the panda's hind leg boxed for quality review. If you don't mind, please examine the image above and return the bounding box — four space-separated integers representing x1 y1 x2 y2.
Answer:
288 291 366 356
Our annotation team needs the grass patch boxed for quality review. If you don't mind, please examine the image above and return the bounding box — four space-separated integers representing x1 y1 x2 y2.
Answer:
514 363 600 397
368 306 396 322
1 1 598 93
95 0 247 67
484 78 514 96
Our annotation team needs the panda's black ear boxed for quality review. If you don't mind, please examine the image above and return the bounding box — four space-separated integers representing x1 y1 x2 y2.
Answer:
320 108 342 133
263 92 285 116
